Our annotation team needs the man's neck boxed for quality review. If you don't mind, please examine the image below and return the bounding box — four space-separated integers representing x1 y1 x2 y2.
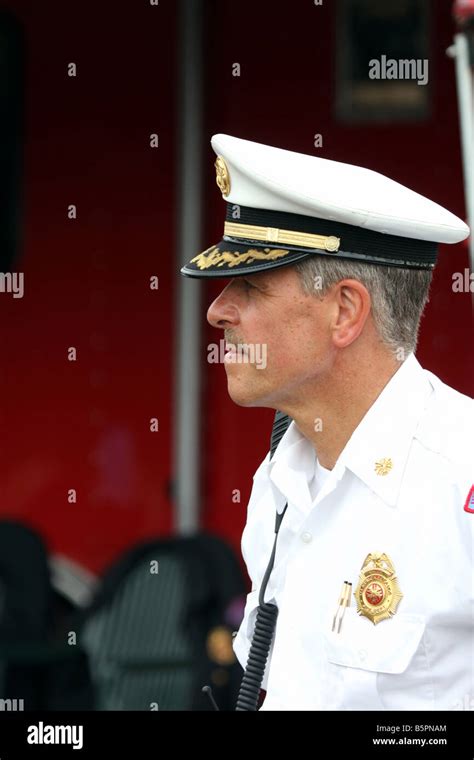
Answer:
279 353 402 470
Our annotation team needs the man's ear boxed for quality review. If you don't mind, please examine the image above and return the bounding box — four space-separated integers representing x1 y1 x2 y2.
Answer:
331 279 371 349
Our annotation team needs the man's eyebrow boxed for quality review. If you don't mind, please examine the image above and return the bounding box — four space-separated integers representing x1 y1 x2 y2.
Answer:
246 273 269 287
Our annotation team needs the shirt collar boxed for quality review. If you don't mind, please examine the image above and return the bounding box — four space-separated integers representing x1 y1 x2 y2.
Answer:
253 421 316 516
337 353 434 506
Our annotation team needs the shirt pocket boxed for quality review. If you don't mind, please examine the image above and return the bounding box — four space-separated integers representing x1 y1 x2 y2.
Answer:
322 607 428 709
325 607 426 673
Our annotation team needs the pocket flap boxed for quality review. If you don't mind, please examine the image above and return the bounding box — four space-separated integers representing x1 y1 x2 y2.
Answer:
324 609 426 674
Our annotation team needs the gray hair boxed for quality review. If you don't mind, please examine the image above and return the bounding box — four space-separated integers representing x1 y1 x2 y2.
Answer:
294 256 433 358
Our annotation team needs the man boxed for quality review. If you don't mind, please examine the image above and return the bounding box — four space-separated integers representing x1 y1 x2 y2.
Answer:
181 134 473 710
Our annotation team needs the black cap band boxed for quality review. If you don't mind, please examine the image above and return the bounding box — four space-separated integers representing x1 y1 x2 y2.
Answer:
225 204 438 270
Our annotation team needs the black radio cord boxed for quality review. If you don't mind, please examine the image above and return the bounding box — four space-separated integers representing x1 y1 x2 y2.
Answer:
234 410 291 711
235 505 287 711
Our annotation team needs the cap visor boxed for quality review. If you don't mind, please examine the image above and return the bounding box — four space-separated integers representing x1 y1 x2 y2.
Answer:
180 239 312 278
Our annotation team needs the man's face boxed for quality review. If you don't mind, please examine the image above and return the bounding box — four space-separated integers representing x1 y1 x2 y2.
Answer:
206 265 335 409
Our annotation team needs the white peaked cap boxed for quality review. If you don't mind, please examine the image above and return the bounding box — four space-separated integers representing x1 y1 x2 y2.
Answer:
181 134 470 278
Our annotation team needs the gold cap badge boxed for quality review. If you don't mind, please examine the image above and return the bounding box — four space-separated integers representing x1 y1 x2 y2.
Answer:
354 552 403 625
215 155 231 197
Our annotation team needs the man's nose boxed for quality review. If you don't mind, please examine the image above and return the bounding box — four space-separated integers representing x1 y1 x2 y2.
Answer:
207 286 239 329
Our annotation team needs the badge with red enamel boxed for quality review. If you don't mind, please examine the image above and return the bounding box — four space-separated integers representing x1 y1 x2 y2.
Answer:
355 552 403 625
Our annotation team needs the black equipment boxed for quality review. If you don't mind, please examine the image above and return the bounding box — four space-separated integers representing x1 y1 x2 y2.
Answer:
235 411 292 711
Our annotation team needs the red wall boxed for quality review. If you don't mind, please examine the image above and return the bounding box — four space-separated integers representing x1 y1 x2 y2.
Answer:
0 0 177 572
0 0 470 579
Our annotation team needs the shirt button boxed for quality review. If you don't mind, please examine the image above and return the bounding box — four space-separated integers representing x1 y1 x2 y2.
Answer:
359 649 367 662
301 531 313 543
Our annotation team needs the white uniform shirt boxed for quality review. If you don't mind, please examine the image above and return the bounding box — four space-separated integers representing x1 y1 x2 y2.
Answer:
232 354 474 710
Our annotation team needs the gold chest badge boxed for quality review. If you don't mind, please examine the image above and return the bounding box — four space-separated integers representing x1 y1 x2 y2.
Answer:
354 552 403 625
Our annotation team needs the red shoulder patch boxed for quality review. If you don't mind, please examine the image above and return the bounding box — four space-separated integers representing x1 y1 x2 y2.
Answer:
463 485 474 514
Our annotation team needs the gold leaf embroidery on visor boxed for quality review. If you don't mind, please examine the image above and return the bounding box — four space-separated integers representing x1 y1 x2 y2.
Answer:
190 247 290 270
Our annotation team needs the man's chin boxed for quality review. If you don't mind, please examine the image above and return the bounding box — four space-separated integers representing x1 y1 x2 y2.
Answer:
227 389 259 407
227 380 274 409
